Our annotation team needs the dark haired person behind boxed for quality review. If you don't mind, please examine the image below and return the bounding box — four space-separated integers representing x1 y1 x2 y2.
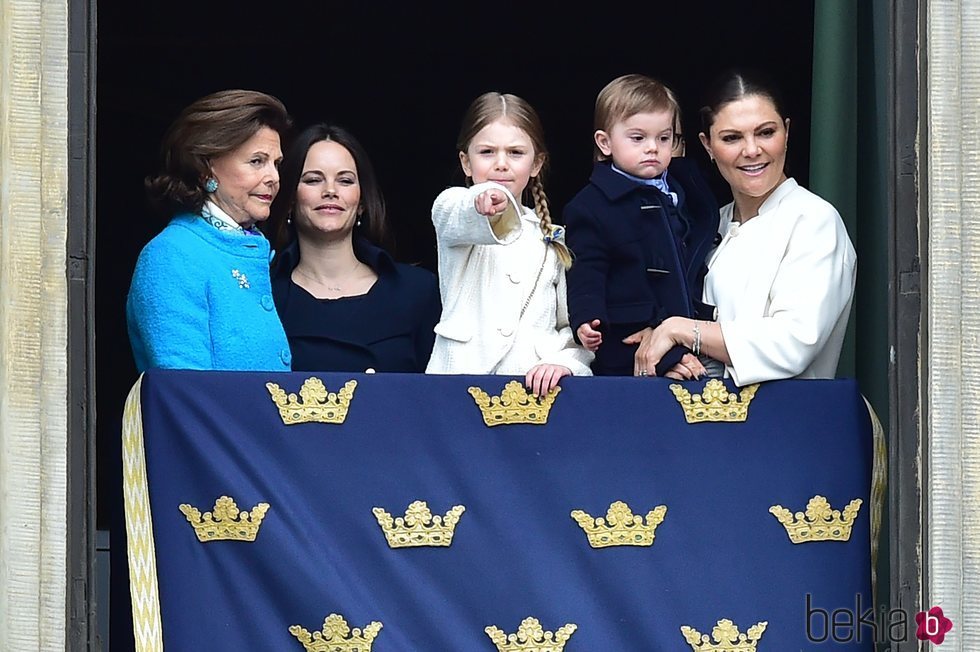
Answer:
126 89 293 371
266 124 440 372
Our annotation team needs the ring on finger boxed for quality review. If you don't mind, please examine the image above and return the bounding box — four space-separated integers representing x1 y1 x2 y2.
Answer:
638 370 649 377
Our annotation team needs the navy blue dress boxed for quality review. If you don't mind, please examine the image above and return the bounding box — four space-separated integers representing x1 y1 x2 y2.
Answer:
271 238 441 373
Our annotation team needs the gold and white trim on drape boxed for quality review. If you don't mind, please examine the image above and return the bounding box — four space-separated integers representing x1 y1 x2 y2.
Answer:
122 375 164 651
864 396 886 605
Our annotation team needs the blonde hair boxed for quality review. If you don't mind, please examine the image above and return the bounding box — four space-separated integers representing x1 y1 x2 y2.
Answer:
457 92 572 269
593 74 681 162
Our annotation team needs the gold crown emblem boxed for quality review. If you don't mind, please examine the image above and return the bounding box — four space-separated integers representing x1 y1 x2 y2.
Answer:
372 500 466 548
266 377 357 425
485 617 577 652
468 381 560 426
769 495 863 543
570 501 667 548
669 379 760 423
289 613 382 652
178 495 269 543
680 619 768 652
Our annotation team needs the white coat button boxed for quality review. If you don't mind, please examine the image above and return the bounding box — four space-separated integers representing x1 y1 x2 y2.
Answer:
729 223 740 237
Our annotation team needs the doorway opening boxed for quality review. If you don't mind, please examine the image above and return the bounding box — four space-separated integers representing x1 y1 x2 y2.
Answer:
94 2 816 647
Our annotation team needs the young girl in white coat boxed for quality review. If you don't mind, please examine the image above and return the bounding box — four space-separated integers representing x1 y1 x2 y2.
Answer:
425 92 594 395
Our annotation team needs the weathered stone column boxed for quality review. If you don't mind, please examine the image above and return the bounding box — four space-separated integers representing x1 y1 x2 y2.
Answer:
926 1 980 649
0 0 69 650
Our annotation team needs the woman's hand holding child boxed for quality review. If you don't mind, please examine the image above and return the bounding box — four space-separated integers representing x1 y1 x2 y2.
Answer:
663 353 706 380
623 317 706 378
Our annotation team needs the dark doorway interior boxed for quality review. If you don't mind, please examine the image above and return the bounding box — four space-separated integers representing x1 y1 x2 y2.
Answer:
96 1 814 646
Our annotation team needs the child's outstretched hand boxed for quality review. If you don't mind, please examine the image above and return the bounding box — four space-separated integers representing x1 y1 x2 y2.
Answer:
576 319 603 351
474 188 509 217
525 363 571 398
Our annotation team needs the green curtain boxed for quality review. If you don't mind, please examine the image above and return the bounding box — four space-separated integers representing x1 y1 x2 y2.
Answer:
810 1 858 377
810 0 890 405
810 0 891 630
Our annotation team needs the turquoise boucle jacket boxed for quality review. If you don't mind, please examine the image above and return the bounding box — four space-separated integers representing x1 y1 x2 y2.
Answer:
126 213 292 372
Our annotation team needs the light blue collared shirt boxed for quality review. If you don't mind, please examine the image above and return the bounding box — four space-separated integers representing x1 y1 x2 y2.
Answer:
610 164 679 206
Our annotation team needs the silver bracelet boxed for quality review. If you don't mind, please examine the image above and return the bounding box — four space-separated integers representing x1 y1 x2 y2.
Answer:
692 322 702 356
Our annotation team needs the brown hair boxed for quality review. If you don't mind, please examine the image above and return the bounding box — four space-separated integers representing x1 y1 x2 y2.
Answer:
145 89 292 216
456 92 572 269
267 123 390 252
593 74 681 162
699 68 788 135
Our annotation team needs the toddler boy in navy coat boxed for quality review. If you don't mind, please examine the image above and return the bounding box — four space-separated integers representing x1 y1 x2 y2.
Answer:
564 74 720 376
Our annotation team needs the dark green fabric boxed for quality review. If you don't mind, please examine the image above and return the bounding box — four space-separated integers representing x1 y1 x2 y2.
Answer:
810 1 889 410
810 0 858 378
811 0 892 624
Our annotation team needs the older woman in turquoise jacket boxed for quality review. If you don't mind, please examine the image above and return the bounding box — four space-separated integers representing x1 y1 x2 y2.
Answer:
126 89 294 372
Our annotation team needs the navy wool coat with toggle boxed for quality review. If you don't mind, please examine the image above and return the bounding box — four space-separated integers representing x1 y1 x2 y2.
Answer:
563 158 720 376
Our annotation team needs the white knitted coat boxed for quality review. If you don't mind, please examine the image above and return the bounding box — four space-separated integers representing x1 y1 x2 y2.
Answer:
425 182 594 376
705 178 857 386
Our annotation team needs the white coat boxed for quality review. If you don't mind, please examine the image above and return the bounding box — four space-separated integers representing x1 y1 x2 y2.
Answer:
425 182 594 377
704 178 857 386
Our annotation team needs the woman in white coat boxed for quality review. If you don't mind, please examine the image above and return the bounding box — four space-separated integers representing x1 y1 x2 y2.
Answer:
636 70 856 386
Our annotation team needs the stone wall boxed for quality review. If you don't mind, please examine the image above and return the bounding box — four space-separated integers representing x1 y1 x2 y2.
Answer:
926 1 980 650
0 1 69 649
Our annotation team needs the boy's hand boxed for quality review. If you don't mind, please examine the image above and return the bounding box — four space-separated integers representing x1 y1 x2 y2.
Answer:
525 364 571 398
576 319 603 351
474 189 509 217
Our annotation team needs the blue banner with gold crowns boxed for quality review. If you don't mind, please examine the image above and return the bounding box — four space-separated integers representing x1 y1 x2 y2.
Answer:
123 370 874 651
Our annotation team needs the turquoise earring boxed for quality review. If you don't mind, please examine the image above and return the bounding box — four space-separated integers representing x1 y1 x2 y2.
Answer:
204 177 219 193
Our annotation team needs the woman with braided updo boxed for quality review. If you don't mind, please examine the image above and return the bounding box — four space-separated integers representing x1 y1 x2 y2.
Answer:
642 69 857 385
425 92 593 396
